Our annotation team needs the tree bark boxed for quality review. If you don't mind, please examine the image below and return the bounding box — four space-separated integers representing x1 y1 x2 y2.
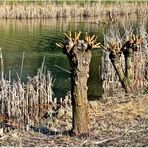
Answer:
109 52 132 93
64 40 92 136
57 31 100 136
123 48 134 89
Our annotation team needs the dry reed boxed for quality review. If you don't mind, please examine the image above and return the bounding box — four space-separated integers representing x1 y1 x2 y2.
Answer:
0 55 55 129
0 2 147 19
0 53 72 132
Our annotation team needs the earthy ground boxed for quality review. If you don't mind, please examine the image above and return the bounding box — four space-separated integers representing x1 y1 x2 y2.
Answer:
0 94 148 147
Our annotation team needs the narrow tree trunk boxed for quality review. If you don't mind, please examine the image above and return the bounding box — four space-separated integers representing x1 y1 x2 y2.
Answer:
123 48 134 91
103 34 143 94
109 52 132 93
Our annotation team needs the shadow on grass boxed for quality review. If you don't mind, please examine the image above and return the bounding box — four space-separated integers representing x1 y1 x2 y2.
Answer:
30 126 90 138
30 125 70 136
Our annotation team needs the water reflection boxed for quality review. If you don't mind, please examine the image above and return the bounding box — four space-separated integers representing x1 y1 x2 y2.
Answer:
0 15 147 99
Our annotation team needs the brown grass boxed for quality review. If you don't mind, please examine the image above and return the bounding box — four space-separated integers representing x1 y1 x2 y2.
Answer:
0 94 147 146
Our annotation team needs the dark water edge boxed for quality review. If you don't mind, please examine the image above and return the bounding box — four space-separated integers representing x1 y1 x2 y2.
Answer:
0 16 147 100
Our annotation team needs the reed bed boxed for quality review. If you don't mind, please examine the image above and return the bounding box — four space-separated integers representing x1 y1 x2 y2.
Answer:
0 51 72 132
102 23 148 98
0 70 54 128
0 52 56 129
0 2 147 19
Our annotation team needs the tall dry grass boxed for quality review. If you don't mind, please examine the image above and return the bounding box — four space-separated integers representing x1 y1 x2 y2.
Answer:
0 2 147 19
0 53 55 129
0 51 72 131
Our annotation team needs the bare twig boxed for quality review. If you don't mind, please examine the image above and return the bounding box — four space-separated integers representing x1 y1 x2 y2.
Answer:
93 134 124 145
54 64 71 74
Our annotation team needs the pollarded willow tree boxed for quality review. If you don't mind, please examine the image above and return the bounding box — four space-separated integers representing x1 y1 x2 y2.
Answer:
102 25 145 93
56 31 100 136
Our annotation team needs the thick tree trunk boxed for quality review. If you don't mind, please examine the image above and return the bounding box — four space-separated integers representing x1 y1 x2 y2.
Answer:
57 31 100 136
67 43 92 136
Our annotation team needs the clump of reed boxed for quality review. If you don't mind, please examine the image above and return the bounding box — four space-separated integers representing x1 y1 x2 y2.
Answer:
102 23 148 98
0 51 59 130
0 1 147 19
0 71 53 128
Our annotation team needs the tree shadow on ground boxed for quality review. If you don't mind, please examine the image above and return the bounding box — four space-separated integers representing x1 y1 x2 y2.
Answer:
30 125 70 136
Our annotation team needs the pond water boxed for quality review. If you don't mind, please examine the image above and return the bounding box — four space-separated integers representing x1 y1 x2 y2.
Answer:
0 16 147 100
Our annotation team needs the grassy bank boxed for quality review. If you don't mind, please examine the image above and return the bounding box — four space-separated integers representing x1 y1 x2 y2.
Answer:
0 1 147 19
